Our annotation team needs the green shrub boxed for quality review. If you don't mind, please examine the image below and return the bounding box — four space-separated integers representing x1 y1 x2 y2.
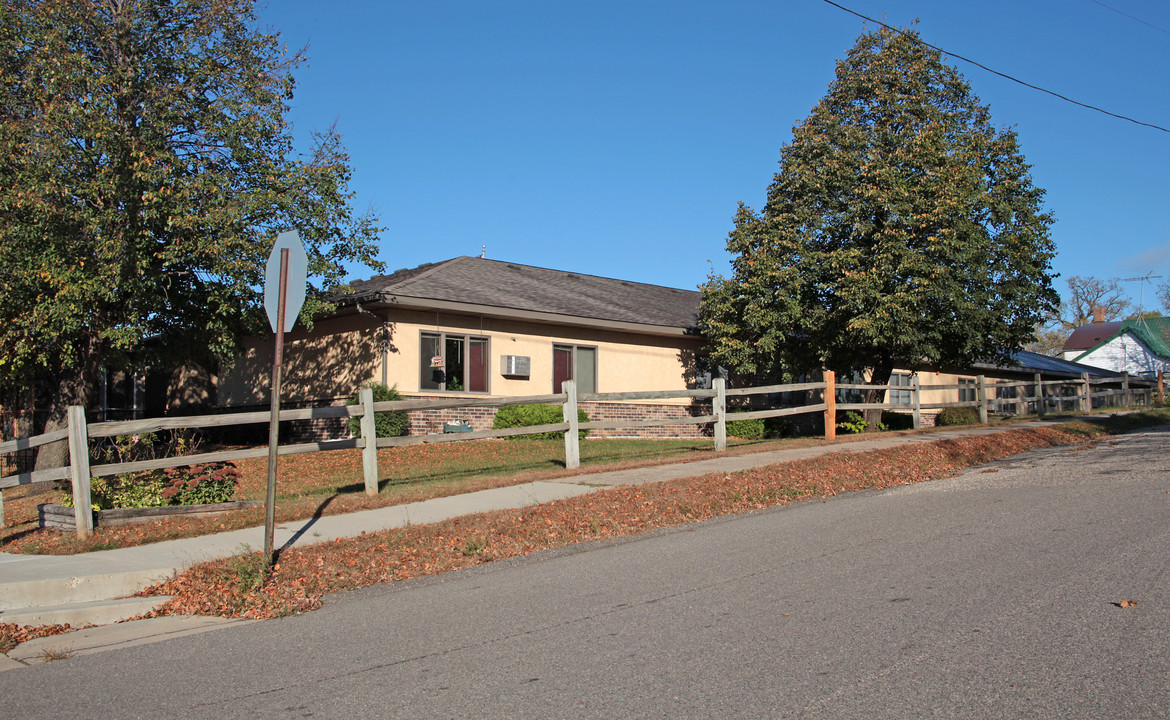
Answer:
836 410 869 434
880 411 915 431
936 407 980 426
83 473 167 510
63 431 237 510
764 417 794 438
160 462 240 505
725 415 765 440
346 382 410 438
724 413 792 440
62 462 239 510
492 404 590 440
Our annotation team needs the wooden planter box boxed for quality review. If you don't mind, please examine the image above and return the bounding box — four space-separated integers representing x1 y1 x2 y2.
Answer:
39 500 263 532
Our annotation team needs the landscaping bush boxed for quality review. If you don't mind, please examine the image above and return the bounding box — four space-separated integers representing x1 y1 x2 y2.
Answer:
936 406 980 426
880 411 915 431
725 415 765 440
62 462 240 510
346 382 410 438
725 414 792 440
63 431 238 509
492 404 590 440
764 417 794 438
836 410 870 434
160 462 241 505
86 472 167 509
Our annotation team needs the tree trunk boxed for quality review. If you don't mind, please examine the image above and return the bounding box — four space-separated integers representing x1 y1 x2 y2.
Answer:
34 343 100 471
864 359 895 432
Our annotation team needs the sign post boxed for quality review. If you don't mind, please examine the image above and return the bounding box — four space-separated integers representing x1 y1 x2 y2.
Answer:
263 230 307 567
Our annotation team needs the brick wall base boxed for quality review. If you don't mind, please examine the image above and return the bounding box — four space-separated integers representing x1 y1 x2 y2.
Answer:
577 401 709 439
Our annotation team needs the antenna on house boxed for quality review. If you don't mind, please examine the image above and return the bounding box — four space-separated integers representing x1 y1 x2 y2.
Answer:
1120 273 1163 332
480 245 486 259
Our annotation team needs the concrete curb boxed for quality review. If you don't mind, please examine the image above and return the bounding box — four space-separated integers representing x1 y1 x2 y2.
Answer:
2 616 255 669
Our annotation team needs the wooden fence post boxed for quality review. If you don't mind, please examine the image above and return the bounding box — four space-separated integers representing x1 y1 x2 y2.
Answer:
1081 373 1091 413
713 377 727 452
360 386 378 496
1034 373 1045 417
67 405 93 539
976 375 988 424
563 380 580 469
823 369 836 441
1121 372 1130 408
911 375 921 430
1158 370 1164 405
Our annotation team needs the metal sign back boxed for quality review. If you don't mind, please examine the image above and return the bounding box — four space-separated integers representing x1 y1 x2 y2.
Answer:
264 230 308 333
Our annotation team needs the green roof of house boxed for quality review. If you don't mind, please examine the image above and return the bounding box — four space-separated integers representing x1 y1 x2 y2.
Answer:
1122 316 1170 358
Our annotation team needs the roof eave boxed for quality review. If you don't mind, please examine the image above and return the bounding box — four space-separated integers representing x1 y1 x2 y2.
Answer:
351 293 700 338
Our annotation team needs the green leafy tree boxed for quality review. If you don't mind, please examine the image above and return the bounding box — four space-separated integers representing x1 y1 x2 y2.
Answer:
0 0 383 463
700 27 1058 422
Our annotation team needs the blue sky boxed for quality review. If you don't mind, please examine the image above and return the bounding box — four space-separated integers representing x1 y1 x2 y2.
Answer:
263 0 1170 310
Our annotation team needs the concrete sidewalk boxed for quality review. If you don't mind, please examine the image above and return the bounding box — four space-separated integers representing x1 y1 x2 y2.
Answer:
0 419 1070 668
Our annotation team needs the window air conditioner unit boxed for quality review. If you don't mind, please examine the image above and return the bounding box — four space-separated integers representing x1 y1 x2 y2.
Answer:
500 355 531 378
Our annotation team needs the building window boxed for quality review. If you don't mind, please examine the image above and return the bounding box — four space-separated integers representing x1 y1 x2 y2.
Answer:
889 372 912 405
958 377 976 403
553 344 596 394
994 382 1018 413
421 332 488 392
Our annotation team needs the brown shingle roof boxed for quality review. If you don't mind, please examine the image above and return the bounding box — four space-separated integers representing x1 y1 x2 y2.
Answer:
1062 320 1122 353
344 257 700 330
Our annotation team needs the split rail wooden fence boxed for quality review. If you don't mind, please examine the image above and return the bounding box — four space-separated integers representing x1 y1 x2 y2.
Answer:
2 370 1161 538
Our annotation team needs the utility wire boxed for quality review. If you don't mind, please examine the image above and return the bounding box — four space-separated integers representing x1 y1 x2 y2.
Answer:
1088 0 1170 37
820 0 1169 134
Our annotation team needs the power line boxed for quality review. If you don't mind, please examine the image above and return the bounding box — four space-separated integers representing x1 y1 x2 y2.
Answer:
820 0 1170 134
1088 0 1170 37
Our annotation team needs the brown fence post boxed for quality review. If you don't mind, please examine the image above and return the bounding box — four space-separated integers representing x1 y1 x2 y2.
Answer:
976 375 988 424
823 369 836 441
1158 370 1164 405
1081 373 1091 413
1121 372 1130 408
67 405 93 539
360 386 378 496
1034 373 1045 417
713 377 727 452
563 380 580 469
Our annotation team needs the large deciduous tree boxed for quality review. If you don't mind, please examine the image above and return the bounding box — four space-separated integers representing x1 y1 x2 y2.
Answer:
1050 276 1132 330
700 27 1058 415
0 0 383 457
1026 275 1133 356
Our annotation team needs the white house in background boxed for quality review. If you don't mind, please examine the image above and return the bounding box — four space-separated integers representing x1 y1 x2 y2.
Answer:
1063 316 1170 378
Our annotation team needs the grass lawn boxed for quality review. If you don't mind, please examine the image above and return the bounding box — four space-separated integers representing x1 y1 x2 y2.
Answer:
2 408 1164 555
1 435 794 554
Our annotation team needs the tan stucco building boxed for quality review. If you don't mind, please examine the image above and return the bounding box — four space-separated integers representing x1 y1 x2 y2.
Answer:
219 257 707 437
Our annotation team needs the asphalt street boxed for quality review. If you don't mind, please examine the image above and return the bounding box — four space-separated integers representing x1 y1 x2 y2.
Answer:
3 427 1167 719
